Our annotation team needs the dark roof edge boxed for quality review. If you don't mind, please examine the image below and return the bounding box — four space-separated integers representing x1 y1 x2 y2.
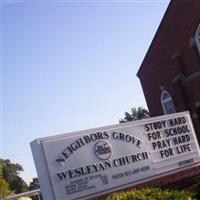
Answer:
136 1 172 78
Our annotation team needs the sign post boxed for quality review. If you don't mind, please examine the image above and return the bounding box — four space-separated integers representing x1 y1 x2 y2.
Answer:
31 112 200 200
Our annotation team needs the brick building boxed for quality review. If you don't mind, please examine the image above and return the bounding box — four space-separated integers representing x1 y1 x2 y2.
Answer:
137 1 200 141
98 3 200 195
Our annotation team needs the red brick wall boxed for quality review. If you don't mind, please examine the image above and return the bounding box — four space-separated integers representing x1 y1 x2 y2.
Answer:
135 2 200 196
137 0 200 138
92 165 200 200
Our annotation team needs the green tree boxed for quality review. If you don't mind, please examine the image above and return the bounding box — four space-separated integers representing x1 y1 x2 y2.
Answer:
0 161 3 178
29 178 41 200
1 159 23 182
9 176 28 194
29 178 40 191
119 107 149 123
0 159 28 194
0 178 11 200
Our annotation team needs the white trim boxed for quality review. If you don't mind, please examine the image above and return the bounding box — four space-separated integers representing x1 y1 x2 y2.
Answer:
160 90 176 115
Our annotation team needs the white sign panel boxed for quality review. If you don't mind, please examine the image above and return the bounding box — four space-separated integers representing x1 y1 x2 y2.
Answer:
31 112 200 200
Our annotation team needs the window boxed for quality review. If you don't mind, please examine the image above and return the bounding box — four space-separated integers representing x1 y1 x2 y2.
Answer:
195 24 200 54
161 90 176 115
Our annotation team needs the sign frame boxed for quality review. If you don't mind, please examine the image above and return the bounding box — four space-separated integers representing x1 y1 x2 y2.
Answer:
31 111 200 200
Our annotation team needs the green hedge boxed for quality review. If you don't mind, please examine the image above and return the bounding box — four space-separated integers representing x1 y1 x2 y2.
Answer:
106 188 195 200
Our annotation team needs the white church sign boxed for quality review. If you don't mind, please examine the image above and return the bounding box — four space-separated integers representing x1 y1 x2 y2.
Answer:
31 111 200 200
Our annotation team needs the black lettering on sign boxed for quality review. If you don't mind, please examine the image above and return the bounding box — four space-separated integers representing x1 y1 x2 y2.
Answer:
147 131 162 141
113 152 149 167
112 131 142 147
144 121 166 132
57 160 112 180
152 139 171 150
176 144 192 154
56 131 110 166
160 148 174 158
112 173 124 180
169 117 187 127
173 134 190 145
179 158 194 166
165 125 190 137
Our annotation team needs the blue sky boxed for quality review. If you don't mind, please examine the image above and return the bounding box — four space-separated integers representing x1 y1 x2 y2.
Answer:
1 0 170 184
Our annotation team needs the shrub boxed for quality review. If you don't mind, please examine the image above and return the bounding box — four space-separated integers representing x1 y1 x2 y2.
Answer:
188 179 200 200
106 188 195 200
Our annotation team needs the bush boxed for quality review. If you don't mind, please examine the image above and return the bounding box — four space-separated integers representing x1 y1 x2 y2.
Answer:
188 179 200 200
106 188 195 200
